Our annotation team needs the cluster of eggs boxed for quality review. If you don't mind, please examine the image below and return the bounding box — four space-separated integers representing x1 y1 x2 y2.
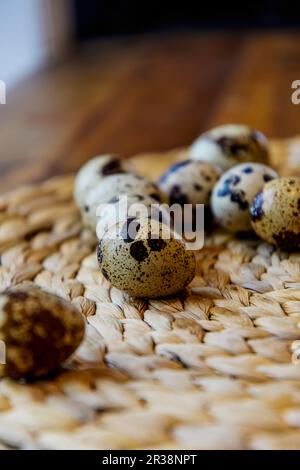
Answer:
74 154 196 298
74 124 300 299
160 124 300 250
3 123 298 382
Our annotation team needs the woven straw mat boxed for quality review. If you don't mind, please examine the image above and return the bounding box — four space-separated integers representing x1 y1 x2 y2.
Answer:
0 136 300 451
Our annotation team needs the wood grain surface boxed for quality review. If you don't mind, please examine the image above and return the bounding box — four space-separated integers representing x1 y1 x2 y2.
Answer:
1 31 300 193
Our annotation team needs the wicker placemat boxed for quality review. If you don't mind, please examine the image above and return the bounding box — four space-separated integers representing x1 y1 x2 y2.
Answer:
0 137 300 450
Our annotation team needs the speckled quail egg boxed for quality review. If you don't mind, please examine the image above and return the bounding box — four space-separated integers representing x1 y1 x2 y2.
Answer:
158 160 221 206
74 154 132 208
97 217 196 298
0 286 85 380
82 173 166 229
211 163 278 232
96 194 171 240
250 177 300 250
189 124 269 170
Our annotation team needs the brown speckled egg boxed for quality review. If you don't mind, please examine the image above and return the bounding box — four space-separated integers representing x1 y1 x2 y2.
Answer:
250 177 300 250
158 160 221 206
82 174 166 230
211 163 278 232
74 154 132 209
189 124 269 171
97 217 196 298
0 286 85 380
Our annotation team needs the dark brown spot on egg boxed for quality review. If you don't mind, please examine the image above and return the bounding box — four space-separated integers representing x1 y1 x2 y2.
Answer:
202 173 212 182
131 194 144 201
101 158 124 176
263 174 273 183
108 196 120 204
148 239 167 252
194 183 203 191
169 185 189 206
97 240 103 264
130 241 148 262
230 190 248 210
216 136 249 157
217 175 240 198
242 166 253 174
149 193 161 202
101 267 110 280
250 191 264 222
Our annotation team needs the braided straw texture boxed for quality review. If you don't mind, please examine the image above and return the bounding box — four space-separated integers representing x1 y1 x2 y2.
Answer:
0 137 300 450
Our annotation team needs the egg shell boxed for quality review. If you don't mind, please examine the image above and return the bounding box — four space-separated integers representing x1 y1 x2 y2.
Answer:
189 124 269 170
97 217 196 298
0 286 85 380
211 163 278 232
74 154 132 208
82 174 166 230
158 160 221 206
250 177 300 250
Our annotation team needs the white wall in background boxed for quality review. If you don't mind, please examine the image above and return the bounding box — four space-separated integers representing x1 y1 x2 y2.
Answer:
0 0 72 89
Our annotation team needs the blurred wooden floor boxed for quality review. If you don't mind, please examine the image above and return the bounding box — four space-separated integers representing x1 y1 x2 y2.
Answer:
1 31 300 192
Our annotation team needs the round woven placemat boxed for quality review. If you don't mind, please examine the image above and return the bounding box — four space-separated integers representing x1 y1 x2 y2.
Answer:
0 137 300 450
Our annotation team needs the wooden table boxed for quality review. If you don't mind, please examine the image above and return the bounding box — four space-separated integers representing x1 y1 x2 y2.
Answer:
1 31 300 193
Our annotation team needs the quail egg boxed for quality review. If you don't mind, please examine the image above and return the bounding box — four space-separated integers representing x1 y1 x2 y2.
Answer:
189 124 269 170
250 177 300 250
211 163 278 232
0 286 85 380
74 154 132 208
97 217 196 298
158 160 221 206
82 174 166 229
96 194 171 240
